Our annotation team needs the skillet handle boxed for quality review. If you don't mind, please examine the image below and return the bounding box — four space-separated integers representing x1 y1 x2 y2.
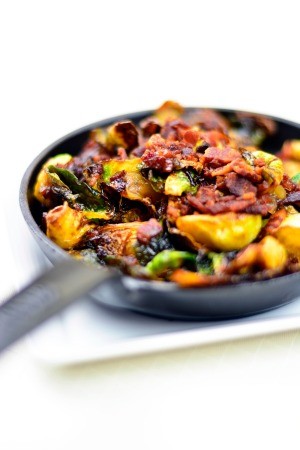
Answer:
0 259 119 354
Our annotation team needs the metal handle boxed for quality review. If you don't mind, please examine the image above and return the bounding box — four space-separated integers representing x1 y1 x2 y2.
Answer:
0 260 119 354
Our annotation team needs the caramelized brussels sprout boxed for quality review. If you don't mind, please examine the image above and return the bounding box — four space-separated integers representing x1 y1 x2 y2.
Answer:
282 160 300 178
106 121 139 151
225 236 287 274
94 222 142 257
281 140 300 161
102 159 141 181
46 202 94 249
33 154 72 206
274 213 300 256
176 213 262 251
164 171 196 196
155 100 184 124
167 225 205 252
253 150 284 186
102 158 159 202
48 166 110 219
89 128 107 146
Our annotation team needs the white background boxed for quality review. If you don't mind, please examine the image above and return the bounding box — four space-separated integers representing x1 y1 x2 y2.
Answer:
1 1 300 449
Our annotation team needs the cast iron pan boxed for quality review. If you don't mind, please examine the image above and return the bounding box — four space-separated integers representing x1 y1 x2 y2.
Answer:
1 108 300 353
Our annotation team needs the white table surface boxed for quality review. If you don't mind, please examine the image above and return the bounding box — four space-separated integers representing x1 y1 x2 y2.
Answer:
1 1 300 449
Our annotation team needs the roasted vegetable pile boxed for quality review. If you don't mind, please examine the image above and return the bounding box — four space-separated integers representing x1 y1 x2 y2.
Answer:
33 101 300 287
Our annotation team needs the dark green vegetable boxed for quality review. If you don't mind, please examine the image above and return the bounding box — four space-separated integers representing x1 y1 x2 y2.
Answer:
145 250 196 276
48 166 106 211
196 251 227 275
48 173 78 205
146 170 166 193
135 232 173 265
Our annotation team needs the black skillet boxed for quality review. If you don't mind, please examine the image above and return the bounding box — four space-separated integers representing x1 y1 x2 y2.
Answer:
1 108 300 353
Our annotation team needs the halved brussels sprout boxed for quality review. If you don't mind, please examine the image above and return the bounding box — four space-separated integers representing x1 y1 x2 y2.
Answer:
282 161 300 179
106 121 139 151
252 236 287 270
89 128 107 146
225 236 287 274
164 171 196 196
46 202 94 249
252 150 284 185
176 213 262 251
96 222 142 257
102 159 141 181
167 225 204 252
33 154 72 206
102 158 159 202
155 100 184 124
281 140 300 161
274 213 300 256
48 166 110 219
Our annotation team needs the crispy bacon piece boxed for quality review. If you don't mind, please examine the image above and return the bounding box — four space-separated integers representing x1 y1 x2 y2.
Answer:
141 135 200 172
281 174 297 192
167 197 194 223
244 193 277 215
207 158 263 183
225 173 257 196
137 218 163 244
142 147 177 172
187 191 257 215
204 147 242 166
260 209 287 237
182 129 201 146
186 185 258 215
203 147 265 184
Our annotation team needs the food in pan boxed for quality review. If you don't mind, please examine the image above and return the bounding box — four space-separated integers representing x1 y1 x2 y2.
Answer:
33 101 300 287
